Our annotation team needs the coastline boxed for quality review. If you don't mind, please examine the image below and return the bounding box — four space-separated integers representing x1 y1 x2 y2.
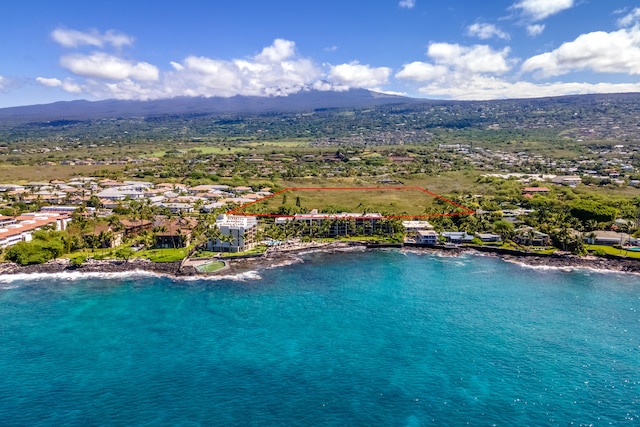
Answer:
2 242 640 281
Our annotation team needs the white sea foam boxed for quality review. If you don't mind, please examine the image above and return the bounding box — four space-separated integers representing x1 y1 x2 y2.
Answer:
266 257 304 269
0 269 162 284
167 269 263 282
0 268 268 284
500 258 638 276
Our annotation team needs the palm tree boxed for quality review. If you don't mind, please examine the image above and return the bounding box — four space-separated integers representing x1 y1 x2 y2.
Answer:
71 205 89 233
205 225 222 251
220 233 235 252
493 220 514 243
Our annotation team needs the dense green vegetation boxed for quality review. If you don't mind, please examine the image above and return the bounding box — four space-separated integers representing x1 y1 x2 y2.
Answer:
4 230 68 265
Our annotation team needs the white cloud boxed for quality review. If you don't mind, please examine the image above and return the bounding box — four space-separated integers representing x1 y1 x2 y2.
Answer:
255 38 296 63
466 23 510 40
324 45 338 52
427 43 513 74
0 75 7 91
618 8 640 28
36 77 82 93
59 52 160 81
60 80 82 93
527 24 545 36
36 77 62 87
311 80 344 92
61 39 324 100
522 27 640 78
399 0 416 9
52 28 134 48
511 0 574 22
413 74 640 100
395 62 448 81
396 42 516 100
396 43 522 99
166 39 321 97
327 61 392 89
169 61 184 71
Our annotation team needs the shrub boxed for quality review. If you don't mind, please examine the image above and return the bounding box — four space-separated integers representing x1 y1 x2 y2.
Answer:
69 255 87 267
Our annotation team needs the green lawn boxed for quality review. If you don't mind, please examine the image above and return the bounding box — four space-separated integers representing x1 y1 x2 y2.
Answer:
585 245 640 259
137 247 190 262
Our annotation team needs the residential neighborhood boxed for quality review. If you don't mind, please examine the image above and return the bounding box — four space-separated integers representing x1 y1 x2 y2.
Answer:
1 172 639 267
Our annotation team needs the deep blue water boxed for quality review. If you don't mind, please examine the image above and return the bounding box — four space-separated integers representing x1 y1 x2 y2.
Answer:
0 250 639 426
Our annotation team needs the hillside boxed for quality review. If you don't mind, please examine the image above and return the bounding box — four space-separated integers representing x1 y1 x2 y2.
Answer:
0 89 414 123
1 91 640 147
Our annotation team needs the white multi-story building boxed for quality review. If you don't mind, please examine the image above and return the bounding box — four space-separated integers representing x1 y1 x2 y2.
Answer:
207 215 258 253
0 213 71 248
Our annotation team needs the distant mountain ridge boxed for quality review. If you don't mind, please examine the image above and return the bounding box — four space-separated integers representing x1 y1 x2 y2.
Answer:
0 89 416 123
3 90 640 130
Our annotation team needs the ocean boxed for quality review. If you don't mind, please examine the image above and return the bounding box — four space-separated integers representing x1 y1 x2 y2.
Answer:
0 250 638 426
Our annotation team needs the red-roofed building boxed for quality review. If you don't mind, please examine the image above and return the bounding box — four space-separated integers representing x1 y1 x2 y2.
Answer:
0 213 70 248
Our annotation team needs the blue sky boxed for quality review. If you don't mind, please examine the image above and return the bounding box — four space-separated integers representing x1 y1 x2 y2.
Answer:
1 0 640 107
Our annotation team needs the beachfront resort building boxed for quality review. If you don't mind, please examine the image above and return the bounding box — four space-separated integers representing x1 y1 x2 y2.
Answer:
207 215 258 253
275 211 394 237
0 213 71 249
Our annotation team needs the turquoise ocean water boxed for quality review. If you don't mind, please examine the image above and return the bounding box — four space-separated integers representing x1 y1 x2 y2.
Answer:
0 250 638 426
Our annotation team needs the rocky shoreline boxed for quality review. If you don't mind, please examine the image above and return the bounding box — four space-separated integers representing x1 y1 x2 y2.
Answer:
2 242 640 279
471 250 640 273
0 258 187 277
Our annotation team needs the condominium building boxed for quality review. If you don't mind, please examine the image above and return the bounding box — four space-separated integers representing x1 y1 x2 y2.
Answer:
207 215 258 253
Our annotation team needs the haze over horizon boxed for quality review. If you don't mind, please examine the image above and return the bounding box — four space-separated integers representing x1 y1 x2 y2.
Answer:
2 0 640 108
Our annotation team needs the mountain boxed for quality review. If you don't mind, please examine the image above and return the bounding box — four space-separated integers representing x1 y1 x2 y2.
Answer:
0 89 416 123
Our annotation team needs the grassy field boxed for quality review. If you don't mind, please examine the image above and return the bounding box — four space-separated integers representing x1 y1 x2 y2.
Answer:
0 164 126 183
237 186 470 217
243 139 310 149
150 146 248 157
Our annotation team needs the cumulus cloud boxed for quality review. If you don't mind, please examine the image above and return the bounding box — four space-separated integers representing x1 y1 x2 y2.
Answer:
164 39 321 97
618 8 640 28
0 75 7 91
426 43 513 74
399 0 416 9
511 0 574 22
395 62 448 81
466 23 510 40
36 77 62 87
36 77 82 93
414 74 640 100
327 61 392 89
521 27 640 78
50 39 327 100
52 28 134 48
255 38 296 62
527 24 545 36
396 43 523 99
59 52 160 81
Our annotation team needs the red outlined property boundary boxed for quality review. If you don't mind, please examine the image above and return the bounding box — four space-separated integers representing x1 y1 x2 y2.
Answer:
227 187 474 219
